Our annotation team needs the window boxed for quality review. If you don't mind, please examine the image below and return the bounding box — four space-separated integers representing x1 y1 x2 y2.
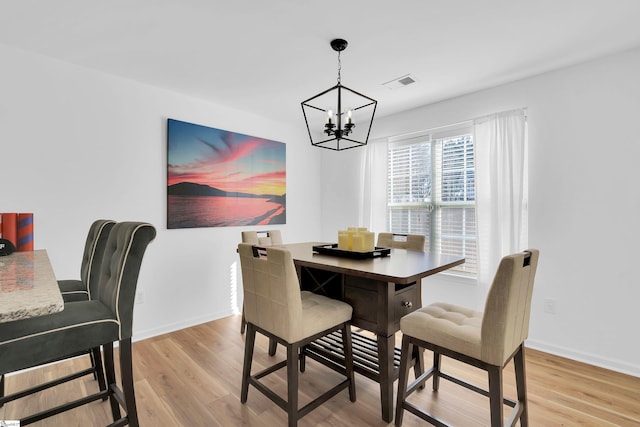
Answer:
387 125 477 275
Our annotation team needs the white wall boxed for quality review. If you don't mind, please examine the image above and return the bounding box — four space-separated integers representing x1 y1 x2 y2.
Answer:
0 43 322 340
3 40 638 377
321 47 640 377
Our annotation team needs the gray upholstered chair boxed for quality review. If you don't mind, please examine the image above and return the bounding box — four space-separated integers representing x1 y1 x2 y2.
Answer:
395 249 539 427
60 219 115 387
377 232 426 252
238 243 356 427
58 219 116 302
0 222 156 427
0 219 116 406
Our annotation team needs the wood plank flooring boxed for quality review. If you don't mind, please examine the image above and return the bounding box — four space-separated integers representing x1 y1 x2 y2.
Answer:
2 315 639 426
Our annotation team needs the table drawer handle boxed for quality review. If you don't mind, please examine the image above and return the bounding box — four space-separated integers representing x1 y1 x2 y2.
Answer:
402 301 412 309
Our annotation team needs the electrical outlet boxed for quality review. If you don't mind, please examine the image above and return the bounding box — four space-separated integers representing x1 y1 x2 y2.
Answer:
136 291 145 305
543 298 556 314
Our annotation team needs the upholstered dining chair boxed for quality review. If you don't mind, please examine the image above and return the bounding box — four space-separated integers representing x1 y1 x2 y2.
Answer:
394 249 539 427
0 219 116 407
60 219 115 386
238 243 356 427
58 219 116 302
241 229 283 246
377 232 426 252
0 222 156 427
240 229 284 356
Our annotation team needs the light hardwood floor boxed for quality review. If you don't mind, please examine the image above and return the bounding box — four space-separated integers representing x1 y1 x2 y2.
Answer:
2 314 639 426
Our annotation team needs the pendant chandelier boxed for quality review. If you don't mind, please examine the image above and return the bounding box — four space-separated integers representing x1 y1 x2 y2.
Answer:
301 39 377 151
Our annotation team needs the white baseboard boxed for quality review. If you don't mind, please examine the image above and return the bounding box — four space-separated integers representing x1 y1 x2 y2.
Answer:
132 309 233 343
526 338 640 378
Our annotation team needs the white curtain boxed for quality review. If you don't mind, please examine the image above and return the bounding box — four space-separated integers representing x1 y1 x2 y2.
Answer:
358 137 388 231
474 108 528 291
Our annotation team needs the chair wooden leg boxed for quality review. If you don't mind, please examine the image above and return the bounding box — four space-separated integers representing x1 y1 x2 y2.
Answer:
341 324 356 402
240 304 246 334
241 323 256 403
268 338 278 356
432 351 441 391
514 344 528 427
412 344 425 389
488 365 504 427
89 351 98 380
299 345 307 373
103 343 122 422
286 342 300 427
395 334 413 427
91 347 107 394
119 338 140 427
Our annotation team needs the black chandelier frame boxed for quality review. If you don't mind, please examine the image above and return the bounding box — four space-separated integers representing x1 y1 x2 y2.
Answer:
301 38 377 151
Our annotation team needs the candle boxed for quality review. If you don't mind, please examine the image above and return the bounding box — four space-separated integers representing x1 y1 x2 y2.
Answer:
364 231 375 252
346 109 353 124
338 231 349 250
327 109 333 124
352 233 365 252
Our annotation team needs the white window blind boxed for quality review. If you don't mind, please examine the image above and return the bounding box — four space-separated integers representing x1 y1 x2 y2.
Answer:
387 126 477 275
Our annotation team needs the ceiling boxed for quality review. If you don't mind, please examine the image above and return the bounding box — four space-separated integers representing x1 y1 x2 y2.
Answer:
2 0 640 125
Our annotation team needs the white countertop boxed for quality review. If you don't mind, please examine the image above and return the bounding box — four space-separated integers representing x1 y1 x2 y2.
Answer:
0 249 64 323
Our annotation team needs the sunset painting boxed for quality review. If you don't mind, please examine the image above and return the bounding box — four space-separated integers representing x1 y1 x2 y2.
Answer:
167 119 286 229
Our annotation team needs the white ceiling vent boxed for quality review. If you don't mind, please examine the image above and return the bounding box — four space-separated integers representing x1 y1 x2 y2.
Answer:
382 74 417 90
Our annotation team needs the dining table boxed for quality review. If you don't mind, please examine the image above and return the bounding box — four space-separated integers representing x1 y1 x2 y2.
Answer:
275 242 465 422
0 249 64 323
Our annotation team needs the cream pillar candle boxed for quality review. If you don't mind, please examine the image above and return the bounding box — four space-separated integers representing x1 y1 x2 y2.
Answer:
352 233 365 251
338 231 349 250
364 231 375 252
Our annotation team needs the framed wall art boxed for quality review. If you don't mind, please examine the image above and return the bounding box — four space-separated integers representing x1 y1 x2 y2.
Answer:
167 118 286 229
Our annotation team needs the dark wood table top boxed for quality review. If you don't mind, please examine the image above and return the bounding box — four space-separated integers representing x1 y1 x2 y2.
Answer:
277 242 465 284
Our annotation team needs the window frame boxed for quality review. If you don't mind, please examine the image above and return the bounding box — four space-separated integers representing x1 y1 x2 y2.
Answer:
386 122 477 276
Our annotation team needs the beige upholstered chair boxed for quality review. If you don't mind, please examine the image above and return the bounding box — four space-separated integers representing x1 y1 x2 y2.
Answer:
238 243 356 427
377 232 426 252
241 229 283 246
395 249 539 427
240 229 284 354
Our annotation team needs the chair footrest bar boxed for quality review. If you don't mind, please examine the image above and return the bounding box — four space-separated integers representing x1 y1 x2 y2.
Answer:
439 371 517 407
404 401 450 427
298 379 349 419
506 401 524 427
253 359 288 380
109 384 128 413
250 377 288 411
406 366 436 395
1 366 98 406
106 417 130 427
20 389 109 426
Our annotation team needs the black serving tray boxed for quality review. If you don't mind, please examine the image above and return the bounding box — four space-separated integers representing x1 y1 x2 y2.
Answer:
312 244 391 259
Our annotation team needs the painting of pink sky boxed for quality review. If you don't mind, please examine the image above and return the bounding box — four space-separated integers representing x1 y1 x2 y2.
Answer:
167 119 286 229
